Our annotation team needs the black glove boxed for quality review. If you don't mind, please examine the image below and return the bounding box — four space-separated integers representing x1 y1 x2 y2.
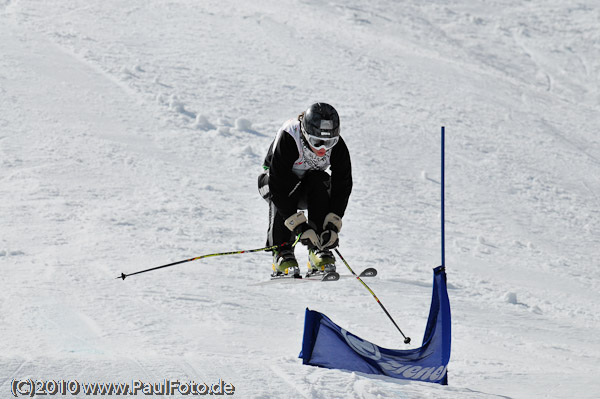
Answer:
284 211 319 249
320 213 342 250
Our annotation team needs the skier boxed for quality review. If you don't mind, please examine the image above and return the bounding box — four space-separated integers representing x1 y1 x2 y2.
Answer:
258 103 352 277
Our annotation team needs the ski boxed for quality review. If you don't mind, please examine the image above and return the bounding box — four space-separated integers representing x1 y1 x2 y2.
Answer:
304 271 340 281
249 275 305 286
250 268 374 286
250 271 339 286
270 273 302 281
359 267 377 277
339 267 378 279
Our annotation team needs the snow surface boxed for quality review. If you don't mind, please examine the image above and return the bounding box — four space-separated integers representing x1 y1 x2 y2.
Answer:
1 0 599 398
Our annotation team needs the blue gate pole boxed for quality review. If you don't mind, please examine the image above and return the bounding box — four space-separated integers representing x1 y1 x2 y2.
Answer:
441 126 445 268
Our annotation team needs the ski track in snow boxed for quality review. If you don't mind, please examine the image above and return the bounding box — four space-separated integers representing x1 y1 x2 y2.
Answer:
1 1 599 398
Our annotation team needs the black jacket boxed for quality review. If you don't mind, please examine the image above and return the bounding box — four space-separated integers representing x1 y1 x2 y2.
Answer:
263 131 352 220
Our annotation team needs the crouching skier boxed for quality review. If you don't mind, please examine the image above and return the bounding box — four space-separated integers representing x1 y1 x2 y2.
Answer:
258 103 353 278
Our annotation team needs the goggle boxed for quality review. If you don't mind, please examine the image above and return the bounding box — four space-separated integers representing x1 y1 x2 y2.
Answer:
302 128 339 150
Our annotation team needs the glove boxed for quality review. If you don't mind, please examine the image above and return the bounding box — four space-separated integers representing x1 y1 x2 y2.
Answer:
284 211 319 249
319 230 339 250
323 212 342 232
320 213 342 250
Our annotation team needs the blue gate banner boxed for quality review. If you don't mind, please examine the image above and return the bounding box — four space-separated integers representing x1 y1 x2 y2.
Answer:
299 266 451 385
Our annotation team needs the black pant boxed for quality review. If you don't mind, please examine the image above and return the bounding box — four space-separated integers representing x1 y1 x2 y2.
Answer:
258 170 331 247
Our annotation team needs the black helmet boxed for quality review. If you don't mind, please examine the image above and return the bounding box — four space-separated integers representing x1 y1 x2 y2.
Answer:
301 103 340 150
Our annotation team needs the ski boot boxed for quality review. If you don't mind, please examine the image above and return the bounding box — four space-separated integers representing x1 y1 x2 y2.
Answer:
272 247 300 278
307 248 336 276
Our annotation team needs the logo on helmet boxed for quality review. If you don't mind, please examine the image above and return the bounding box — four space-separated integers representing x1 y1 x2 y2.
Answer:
320 120 334 130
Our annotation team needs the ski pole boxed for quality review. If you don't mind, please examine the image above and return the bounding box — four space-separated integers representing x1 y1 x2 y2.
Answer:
334 248 411 344
117 236 300 280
